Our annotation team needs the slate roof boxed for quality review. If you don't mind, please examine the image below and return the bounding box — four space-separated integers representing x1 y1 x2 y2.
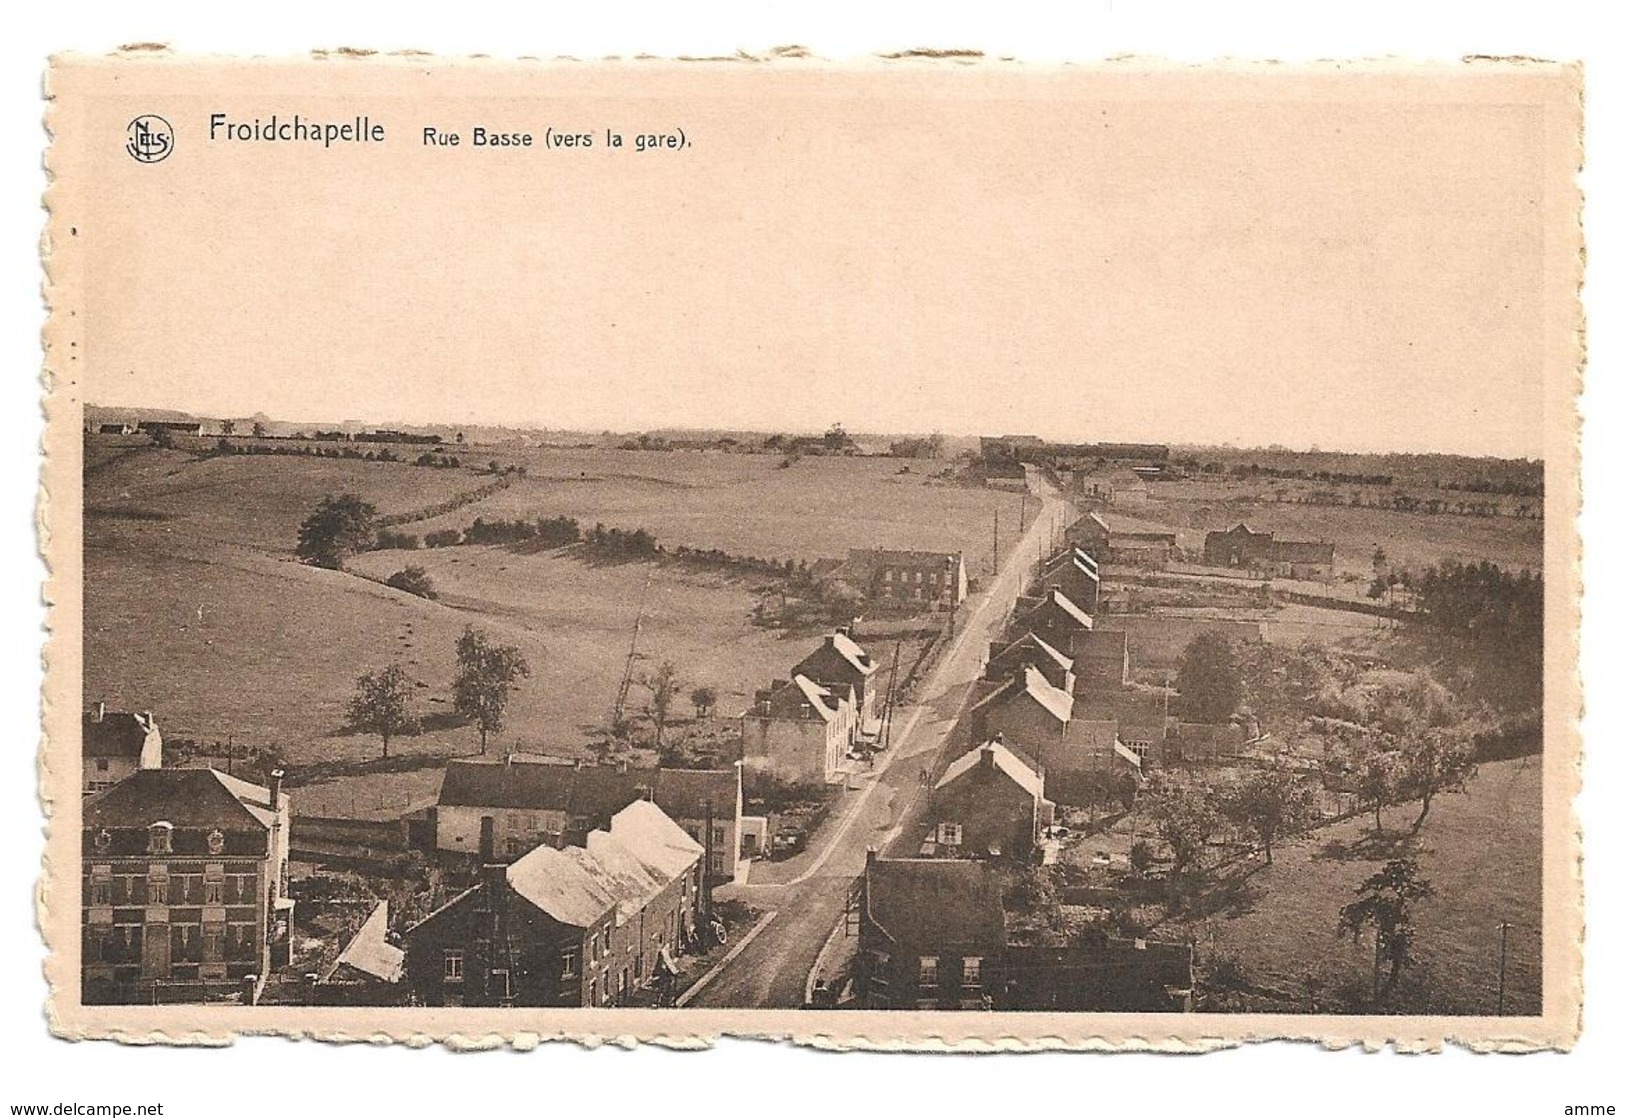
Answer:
989 632 1074 674
653 767 739 821
970 666 1073 725
82 711 155 759
84 768 274 833
936 742 1045 800
438 759 575 811
864 858 1006 953
1016 589 1093 632
506 844 619 928
794 632 877 681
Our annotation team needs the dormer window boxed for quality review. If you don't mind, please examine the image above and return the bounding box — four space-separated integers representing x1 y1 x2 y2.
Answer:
207 829 226 854
92 828 112 853
147 821 173 855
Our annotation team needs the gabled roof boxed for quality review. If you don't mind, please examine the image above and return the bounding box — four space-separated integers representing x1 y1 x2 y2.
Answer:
1043 550 1101 584
827 632 877 676
989 631 1073 674
83 711 156 759
437 759 741 824
506 843 619 928
936 742 1045 801
864 858 1006 952
971 666 1073 725
1016 588 1093 632
84 768 275 833
439 759 576 811
609 799 705 881
792 675 842 722
578 834 665 922
325 900 404 983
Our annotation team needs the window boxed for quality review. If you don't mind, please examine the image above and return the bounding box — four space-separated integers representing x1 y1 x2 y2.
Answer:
95 758 110 772
147 867 169 905
489 968 513 1002
202 925 225 963
443 950 464 982
935 822 963 846
710 851 726 873
505 835 527 858
146 822 173 855
203 865 225 905
918 956 939 987
590 932 599 960
89 865 112 907
712 826 727 846
560 949 579 979
962 956 983 987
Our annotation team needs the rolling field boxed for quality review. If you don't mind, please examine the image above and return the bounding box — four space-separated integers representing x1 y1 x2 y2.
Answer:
405 448 1029 575
82 445 974 793
1181 758 1543 1015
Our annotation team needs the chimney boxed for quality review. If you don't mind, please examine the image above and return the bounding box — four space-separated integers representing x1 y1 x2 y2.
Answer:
865 846 878 868
268 769 284 811
91 701 106 723
478 816 496 863
981 742 998 767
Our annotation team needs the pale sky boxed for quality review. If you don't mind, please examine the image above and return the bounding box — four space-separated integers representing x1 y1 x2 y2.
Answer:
76 65 1566 457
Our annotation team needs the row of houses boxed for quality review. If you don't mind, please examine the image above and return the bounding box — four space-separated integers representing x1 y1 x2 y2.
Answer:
738 627 883 787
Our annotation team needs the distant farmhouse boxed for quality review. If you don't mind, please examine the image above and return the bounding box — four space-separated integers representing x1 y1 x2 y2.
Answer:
1068 512 1177 569
1074 467 1150 503
1203 523 1336 580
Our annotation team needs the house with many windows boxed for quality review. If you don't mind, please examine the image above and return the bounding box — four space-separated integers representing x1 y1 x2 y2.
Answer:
81 767 292 1004
833 548 968 611
739 674 859 787
403 800 704 1008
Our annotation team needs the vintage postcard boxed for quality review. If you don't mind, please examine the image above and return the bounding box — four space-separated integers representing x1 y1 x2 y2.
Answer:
40 52 1582 1050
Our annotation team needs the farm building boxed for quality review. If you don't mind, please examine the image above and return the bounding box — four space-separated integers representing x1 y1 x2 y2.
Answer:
403 801 704 1008
929 739 1054 860
739 675 858 788
316 900 406 1005
1067 512 1176 568
1203 523 1336 580
1009 587 1094 649
833 547 968 610
1074 468 1149 503
1036 548 1101 612
82 702 163 795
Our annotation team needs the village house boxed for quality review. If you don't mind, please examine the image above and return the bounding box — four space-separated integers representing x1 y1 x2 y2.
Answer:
403 801 703 1008
853 852 1007 1010
1203 523 1336 580
83 702 163 795
739 675 858 787
1010 586 1094 649
432 759 747 881
82 768 292 1005
928 739 1054 860
1005 933 1194 1011
1068 628 1130 689
985 632 1075 694
790 628 882 731
833 548 968 610
969 665 1074 770
1036 547 1101 613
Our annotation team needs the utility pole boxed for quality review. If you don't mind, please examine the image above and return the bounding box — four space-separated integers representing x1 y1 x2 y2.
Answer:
1497 921 1513 1014
993 507 1000 574
1020 491 1028 533
882 640 903 752
612 568 655 732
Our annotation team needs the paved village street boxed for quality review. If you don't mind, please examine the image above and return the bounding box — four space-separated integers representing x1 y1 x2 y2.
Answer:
687 471 1074 1008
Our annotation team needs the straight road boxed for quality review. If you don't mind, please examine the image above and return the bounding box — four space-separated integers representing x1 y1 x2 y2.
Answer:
690 470 1072 1007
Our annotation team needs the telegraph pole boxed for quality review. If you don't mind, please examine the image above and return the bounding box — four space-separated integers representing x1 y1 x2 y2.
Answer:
993 507 1000 573
1497 921 1513 1014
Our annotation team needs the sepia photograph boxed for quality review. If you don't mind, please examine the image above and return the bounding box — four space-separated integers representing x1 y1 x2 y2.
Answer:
38 47 1583 1059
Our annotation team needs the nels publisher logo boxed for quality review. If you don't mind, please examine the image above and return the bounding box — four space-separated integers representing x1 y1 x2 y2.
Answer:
125 114 174 164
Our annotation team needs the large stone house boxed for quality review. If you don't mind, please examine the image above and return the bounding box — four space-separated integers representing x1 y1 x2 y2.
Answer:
929 740 1054 860
403 800 703 1008
739 675 858 787
82 768 292 1005
853 853 1007 1010
834 548 968 610
83 703 162 795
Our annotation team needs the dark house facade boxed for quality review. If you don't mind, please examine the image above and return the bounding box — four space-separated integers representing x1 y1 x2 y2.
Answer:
929 741 1053 860
854 853 1007 1010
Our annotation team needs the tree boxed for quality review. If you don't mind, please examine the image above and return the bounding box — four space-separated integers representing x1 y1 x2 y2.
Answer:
690 685 718 720
1338 857 1435 1001
453 625 531 753
252 421 268 438
346 663 418 759
1146 782 1221 887
385 565 437 600
221 420 236 436
1404 729 1478 833
1129 840 1155 878
1221 765 1318 863
1176 632 1243 723
642 660 683 747
1352 741 1405 834
296 493 377 570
